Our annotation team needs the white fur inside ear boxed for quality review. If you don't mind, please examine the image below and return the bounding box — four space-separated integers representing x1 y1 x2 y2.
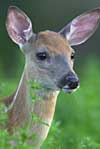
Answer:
60 8 100 46
66 23 75 41
23 21 33 41
6 6 33 46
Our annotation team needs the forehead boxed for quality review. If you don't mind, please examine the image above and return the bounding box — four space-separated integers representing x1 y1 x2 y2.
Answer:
34 31 71 55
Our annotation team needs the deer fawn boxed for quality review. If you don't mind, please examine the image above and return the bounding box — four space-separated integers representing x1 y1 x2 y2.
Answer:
1 6 100 148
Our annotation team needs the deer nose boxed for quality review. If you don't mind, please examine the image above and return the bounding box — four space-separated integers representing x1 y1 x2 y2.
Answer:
66 76 79 89
58 72 80 90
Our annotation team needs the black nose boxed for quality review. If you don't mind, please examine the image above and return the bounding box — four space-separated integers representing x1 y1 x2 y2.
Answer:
58 73 79 89
67 76 79 89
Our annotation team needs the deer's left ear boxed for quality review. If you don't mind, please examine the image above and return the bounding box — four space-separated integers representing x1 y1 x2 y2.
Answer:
59 8 100 46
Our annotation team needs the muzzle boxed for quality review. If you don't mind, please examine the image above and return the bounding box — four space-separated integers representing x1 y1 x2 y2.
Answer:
58 72 80 93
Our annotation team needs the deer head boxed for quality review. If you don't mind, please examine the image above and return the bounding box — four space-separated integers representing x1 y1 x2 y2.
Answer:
6 6 100 94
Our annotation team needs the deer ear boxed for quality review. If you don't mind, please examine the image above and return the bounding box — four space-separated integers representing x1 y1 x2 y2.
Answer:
6 6 34 46
59 8 100 46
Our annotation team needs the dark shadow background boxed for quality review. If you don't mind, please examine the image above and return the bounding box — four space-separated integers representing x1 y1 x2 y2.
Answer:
0 0 100 78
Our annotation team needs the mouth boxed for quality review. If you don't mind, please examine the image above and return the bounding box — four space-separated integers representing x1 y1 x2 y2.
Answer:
62 85 80 93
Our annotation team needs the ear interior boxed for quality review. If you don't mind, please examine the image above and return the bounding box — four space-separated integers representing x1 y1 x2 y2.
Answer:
6 6 33 46
59 8 100 46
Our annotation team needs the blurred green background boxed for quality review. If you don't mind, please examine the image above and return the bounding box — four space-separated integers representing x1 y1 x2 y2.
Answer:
0 0 100 148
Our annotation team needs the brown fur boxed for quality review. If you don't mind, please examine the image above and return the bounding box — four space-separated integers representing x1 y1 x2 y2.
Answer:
0 31 72 148
35 31 71 56
7 74 31 132
30 91 58 146
1 73 58 147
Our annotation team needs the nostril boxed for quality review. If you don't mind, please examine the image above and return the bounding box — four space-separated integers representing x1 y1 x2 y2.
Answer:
68 79 79 89
58 74 80 89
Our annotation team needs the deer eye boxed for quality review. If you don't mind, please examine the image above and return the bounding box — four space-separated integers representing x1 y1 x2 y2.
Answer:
36 52 48 61
71 52 75 60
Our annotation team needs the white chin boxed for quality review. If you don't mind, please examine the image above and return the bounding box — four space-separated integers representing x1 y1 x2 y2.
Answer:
62 85 79 93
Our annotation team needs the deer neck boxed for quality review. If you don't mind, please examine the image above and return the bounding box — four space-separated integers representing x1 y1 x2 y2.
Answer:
8 65 59 145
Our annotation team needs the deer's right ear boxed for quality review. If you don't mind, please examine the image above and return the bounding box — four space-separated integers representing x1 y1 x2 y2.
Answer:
6 6 35 47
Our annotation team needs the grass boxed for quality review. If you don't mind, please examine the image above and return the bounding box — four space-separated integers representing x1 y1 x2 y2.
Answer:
0 58 100 148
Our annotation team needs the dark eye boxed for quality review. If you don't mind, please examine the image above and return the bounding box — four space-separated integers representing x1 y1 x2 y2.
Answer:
36 52 48 61
71 52 75 60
